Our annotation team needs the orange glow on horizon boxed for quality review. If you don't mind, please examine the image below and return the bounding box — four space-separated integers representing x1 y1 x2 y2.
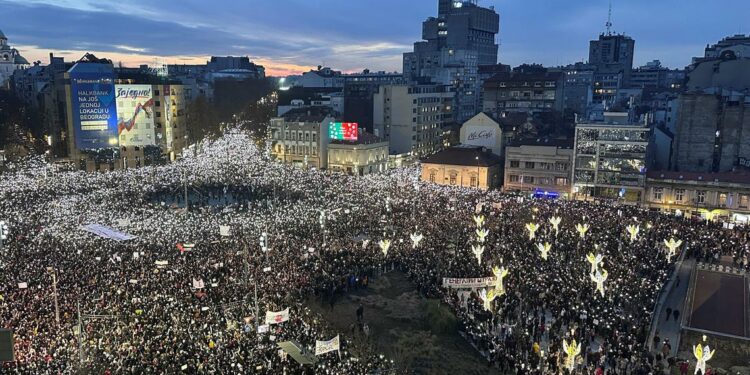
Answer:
19 47 316 77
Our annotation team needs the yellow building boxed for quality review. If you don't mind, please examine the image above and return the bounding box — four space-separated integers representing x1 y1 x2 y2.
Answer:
269 107 335 169
421 145 502 190
327 132 389 175
645 170 750 223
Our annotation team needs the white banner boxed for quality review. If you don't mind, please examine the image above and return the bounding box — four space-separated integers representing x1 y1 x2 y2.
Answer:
315 335 340 356
442 277 496 289
219 226 231 236
192 278 205 289
265 308 290 325
81 224 137 241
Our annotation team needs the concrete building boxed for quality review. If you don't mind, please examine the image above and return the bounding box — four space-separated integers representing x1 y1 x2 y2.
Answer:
269 106 336 169
589 32 635 87
403 0 500 123
0 30 29 88
343 70 405 134
503 138 574 197
645 170 750 223
373 84 454 157
553 62 595 116
459 112 503 157
573 112 649 202
206 56 265 78
629 60 685 90
693 34 750 65
482 67 564 116
295 67 345 89
421 145 502 190
672 92 750 173
327 132 389 176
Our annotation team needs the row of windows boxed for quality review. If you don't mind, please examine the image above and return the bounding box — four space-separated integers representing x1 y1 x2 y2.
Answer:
508 175 569 186
652 188 750 207
509 161 569 171
275 144 318 155
499 81 557 88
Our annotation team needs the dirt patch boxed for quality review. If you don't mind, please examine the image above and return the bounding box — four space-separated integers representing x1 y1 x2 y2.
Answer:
307 271 500 375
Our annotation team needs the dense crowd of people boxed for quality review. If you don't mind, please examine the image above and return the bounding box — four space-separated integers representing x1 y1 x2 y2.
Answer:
0 129 747 374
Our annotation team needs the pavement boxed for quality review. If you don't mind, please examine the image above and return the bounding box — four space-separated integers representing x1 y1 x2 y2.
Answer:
652 257 695 359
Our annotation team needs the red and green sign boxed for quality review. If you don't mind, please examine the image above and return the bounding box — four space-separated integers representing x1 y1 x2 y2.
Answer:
328 122 358 141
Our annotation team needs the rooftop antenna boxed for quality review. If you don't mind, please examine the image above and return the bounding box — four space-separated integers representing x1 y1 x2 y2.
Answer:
605 0 613 35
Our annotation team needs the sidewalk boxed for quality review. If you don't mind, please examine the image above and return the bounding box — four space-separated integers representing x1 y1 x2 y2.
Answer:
653 257 695 358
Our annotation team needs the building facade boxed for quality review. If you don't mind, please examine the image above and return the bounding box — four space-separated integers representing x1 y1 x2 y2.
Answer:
672 92 750 173
482 68 564 116
645 170 750 223
420 145 502 190
403 0 499 123
327 132 389 176
373 84 454 157
572 113 649 202
0 29 29 88
459 112 503 157
504 140 574 198
269 107 335 169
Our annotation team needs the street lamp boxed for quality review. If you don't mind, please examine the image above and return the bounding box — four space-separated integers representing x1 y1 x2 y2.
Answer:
0 220 8 252
46 267 60 327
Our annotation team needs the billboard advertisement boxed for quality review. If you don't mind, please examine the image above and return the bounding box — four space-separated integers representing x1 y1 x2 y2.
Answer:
70 68 118 149
328 122 358 141
463 125 497 149
116 84 155 146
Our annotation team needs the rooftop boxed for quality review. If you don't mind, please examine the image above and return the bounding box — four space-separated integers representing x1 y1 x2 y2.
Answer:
647 170 750 185
329 132 385 146
507 137 573 148
421 145 503 167
280 106 334 123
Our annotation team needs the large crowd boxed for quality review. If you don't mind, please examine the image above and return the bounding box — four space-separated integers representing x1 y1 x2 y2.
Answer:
0 129 747 374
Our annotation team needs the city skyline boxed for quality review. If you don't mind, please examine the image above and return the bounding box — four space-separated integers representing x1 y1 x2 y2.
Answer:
2 0 750 76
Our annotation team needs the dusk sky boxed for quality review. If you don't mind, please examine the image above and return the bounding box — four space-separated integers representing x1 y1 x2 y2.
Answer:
3 0 749 76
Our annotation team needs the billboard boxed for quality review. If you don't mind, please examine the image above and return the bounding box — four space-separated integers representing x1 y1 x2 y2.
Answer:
463 125 497 149
116 84 155 146
328 122 358 141
70 68 118 149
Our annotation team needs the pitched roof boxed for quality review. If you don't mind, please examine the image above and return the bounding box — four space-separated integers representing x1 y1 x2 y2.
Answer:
422 145 502 167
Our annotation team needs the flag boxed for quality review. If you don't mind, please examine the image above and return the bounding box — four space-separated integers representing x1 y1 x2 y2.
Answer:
177 243 194 253
315 335 340 356
192 278 205 289
265 308 290 325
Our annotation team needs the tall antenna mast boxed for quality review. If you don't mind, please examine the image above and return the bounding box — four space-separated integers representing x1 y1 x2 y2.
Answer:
605 0 613 35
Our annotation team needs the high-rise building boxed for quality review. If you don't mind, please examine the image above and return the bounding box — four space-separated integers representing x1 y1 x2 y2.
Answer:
589 32 635 105
373 84 454 157
482 66 565 117
403 0 499 123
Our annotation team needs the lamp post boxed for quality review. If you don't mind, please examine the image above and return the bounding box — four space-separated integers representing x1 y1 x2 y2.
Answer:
46 267 60 327
0 220 8 253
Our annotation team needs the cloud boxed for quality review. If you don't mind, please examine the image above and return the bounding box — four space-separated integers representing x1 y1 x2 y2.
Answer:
115 45 149 53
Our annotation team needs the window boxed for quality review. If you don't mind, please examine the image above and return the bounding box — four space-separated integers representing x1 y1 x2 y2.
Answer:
719 193 728 206
697 190 706 204
525 162 535 169
674 189 685 202
555 177 568 186
510 160 520 168
154 90 160 96
653 187 663 201
509 175 520 183
740 195 749 208
470 176 477 187
429 171 437 183
155 100 160 107
449 173 457 185
523 176 534 184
